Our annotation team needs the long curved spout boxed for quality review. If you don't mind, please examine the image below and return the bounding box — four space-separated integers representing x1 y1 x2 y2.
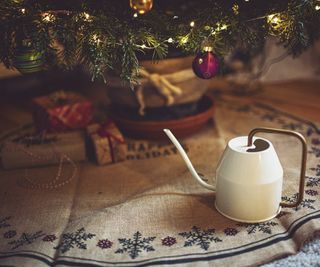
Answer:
163 129 215 191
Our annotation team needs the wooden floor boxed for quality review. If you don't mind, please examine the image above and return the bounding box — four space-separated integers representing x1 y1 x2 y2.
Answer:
249 80 320 122
0 78 319 134
212 79 320 123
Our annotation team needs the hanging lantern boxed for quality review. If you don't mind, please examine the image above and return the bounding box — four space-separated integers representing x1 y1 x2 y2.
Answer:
129 0 153 14
192 44 219 79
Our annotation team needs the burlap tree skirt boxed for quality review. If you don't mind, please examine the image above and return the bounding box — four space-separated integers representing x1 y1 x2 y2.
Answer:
0 97 319 266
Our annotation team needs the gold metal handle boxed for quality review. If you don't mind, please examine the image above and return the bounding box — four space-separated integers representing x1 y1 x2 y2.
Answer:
247 127 307 208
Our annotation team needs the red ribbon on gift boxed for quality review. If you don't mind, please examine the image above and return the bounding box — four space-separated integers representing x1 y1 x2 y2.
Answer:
95 121 125 163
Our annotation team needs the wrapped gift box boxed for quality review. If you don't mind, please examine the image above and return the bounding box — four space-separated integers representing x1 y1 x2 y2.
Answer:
32 91 93 133
87 122 126 165
1 131 86 169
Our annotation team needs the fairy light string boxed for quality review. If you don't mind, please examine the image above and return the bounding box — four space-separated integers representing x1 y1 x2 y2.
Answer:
1 0 319 82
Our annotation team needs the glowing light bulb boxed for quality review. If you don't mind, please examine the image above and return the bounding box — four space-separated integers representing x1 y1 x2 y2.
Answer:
167 38 173 43
83 12 92 22
21 8 25 14
42 13 54 22
315 5 320 10
190 21 195 27
141 44 146 49
180 35 189 44
91 34 101 44
133 13 138 17
220 24 228 30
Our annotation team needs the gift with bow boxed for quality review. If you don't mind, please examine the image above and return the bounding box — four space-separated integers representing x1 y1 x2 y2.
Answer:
87 121 126 165
32 90 93 133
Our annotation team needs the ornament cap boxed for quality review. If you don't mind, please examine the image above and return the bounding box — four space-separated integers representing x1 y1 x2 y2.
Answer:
203 46 213 52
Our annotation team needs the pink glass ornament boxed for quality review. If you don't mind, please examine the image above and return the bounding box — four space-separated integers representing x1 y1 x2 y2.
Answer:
192 49 219 79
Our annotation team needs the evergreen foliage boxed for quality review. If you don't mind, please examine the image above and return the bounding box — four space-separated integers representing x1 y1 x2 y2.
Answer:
0 0 319 83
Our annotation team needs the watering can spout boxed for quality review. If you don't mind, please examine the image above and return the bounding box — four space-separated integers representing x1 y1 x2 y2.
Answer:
163 129 216 191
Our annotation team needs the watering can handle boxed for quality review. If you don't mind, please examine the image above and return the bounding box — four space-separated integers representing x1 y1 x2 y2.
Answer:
247 127 307 208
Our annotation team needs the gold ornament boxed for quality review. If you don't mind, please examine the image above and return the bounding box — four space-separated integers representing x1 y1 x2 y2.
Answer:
232 4 239 15
267 13 289 36
129 0 153 14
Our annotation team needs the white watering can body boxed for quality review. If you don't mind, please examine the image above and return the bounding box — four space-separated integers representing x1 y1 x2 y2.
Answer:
164 128 307 223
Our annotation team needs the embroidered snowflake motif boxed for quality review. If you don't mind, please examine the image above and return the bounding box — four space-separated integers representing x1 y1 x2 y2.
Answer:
237 222 278 234
161 236 177 246
276 211 289 219
305 189 318 196
54 228 95 253
236 105 251 113
310 164 320 176
306 176 320 187
282 122 303 130
261 113 277 122
312 138 320 146
309 147 320 158
307 127 314 136
300 199 316 210
9 231 44 250
282 194 316 210
179 226 222 251
115 231 156 259
276 118 286 125
0 216 11 229
97 239 113 249
3 230 16 239
224 228 239 236
42 234 57 242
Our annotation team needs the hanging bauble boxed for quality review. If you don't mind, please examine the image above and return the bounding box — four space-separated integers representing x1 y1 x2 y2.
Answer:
192 47 219 79
267 13 288 36
130 0 153 14
13 47 44 74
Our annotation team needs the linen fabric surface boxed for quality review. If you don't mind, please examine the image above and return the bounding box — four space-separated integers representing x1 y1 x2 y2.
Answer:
0 98 319 267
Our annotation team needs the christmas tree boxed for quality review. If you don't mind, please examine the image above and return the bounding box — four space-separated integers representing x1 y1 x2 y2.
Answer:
1 0 319 83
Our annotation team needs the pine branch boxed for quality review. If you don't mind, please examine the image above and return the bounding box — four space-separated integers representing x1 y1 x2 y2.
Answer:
0 0 319 82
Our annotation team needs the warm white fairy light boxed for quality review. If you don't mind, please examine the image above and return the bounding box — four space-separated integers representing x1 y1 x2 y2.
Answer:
190 21 195 27
91 34 101 45
167 37 173 43
268 14 280 24
316 5 320 10
20 8 25 14
42 13 55 22
220 24 228 30
82 12 92 22
173 15 178 19
133 13 138 18
180 35 189 44
141 44 146 49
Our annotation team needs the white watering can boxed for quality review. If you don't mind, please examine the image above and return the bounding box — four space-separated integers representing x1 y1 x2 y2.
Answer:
164 127 307 223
